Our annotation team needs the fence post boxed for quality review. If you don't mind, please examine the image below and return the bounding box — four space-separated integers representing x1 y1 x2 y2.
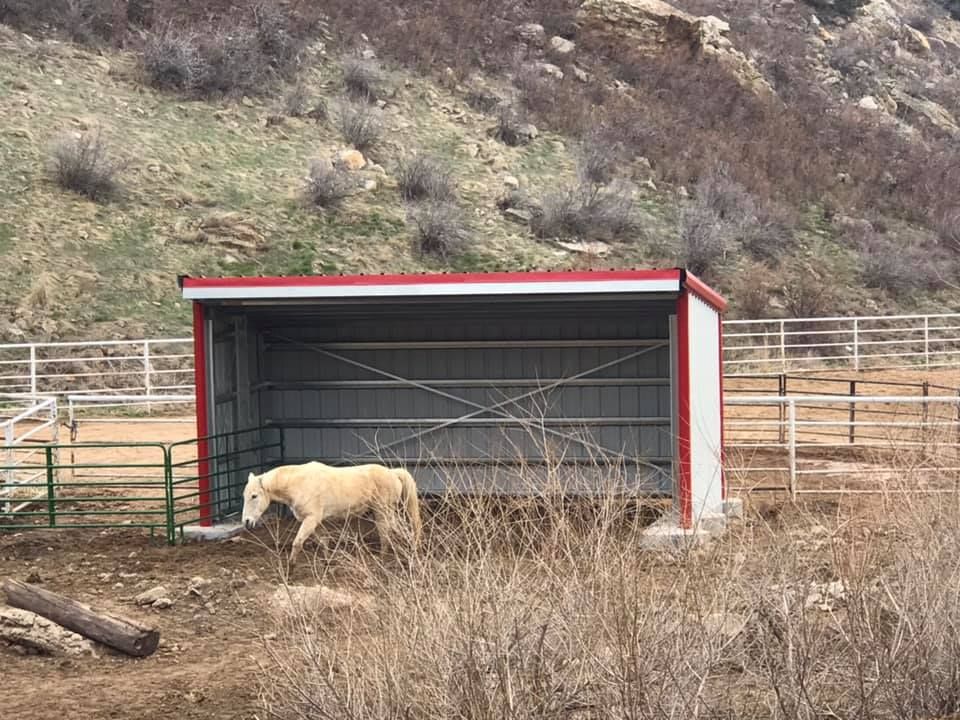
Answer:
45 445 56 527
852 318 860 372
164 446 175 545
29 344 37 396
787 400 797 500
848 381 856 445
922 382 930 454
3 423 13 513
779 320 787 373
143 341 152 415
924 316 930 368
778 374 787 444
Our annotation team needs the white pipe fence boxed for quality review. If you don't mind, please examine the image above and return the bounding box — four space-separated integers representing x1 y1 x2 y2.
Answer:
2 312 959 400
723 312 960 374
725 395 960 497
0 395 59 512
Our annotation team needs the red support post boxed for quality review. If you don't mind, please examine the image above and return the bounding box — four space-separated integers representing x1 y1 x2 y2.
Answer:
192 302 212 527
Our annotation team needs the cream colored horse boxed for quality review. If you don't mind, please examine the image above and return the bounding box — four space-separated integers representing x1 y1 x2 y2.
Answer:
241 461 422 562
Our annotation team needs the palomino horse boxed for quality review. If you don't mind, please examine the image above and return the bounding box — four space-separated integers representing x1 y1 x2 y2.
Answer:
241 461 422 562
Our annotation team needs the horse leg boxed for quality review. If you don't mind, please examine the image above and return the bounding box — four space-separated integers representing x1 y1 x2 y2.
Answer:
372 505 397 558
290 514 319 564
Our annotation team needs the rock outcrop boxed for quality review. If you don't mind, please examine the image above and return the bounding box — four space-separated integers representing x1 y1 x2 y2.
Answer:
578 0 773 95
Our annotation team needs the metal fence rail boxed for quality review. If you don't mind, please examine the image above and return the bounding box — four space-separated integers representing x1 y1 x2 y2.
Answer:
1 395 59 512
0 338 193 396
0 428 279 544
723 313 960 374
2 311 960 401
725 395 960 497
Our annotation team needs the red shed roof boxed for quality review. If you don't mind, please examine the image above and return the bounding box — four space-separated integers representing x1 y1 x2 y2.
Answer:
178 268 726 312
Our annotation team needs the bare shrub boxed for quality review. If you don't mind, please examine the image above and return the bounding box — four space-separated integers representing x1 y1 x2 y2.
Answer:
396 154 456 202
142 8 302 98
341 56 384 101
534 183 637 242
905 13 936 33
676 164 759 276
142 25 205 92
855 229 952 296
493 103 531 146
281 83 310 117
304 160 356 210
409 201 470 258
781 267 833 318
254 431 960 720
51 129 125 201
333 100 383 152
576 133 620 187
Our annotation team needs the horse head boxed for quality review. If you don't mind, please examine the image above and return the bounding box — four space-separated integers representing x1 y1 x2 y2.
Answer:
241 472 270 530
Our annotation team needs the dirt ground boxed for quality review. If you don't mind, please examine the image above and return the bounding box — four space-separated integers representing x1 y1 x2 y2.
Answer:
0 525 298 719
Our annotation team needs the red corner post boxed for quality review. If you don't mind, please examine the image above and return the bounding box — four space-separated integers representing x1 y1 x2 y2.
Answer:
718 313 726 501
676 291 692 529
192 302 212 527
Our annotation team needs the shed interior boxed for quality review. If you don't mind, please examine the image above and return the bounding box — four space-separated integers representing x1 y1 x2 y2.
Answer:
203 293 679 516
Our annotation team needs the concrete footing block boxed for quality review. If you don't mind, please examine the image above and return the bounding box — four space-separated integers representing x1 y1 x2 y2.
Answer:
181 522 245 542
723 497 744 519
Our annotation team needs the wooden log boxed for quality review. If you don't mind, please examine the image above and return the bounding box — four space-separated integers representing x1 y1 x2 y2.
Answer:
1 579 159 657
0 606 98 656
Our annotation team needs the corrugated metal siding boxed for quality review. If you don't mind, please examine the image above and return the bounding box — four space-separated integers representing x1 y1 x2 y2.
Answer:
686 294 723 519
251 300 674 495
208 312 262 518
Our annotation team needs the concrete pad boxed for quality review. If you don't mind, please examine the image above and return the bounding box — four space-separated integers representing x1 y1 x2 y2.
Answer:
723 497 744 519
181 522 245 542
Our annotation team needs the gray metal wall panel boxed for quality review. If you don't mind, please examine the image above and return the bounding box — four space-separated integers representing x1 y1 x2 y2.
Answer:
247 301 674 496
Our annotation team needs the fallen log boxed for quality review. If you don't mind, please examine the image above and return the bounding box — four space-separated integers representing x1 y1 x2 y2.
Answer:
1 579 159 657
0 606 97 656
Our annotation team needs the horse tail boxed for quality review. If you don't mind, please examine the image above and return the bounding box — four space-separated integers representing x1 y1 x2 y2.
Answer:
394 468 422 547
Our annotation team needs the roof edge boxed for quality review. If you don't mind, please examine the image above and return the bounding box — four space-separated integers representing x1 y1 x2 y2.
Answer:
681 270 727 313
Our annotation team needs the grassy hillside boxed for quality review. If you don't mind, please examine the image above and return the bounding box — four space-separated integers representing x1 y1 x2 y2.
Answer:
1 0 959 342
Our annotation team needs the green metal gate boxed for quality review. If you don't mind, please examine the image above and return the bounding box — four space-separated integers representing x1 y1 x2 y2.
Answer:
0 427 282 544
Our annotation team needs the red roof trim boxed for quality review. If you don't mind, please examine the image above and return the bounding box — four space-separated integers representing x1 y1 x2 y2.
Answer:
682 271 727 313
181 269 683 289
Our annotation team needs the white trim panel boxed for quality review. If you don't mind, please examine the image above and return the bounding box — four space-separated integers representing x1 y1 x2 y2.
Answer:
687 294 723 520
182 279 681 301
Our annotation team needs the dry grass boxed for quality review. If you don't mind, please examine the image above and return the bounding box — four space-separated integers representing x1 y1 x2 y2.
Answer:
396 153 456 202
304 160 356 211
333 99 384 152
252 440 960 720
408 200 470 258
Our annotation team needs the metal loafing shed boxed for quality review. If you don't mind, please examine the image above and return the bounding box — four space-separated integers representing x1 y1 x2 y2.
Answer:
178 268 726 530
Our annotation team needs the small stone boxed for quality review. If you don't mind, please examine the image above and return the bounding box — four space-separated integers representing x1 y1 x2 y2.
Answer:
515 23 546 45
902 24 931 54
336 149 366 171
135 585 170 606
53 78 63 86
152 597 174 609
462 143 480 159
362 178 377 191
367 163 387 176
677 185 689 199
241 96 255 107
857 96 880 111
502 175 520 190
25 570 41 584
503 208 533 224
517 123 539 141
530 62 564 81
361 48 376 60
549 36 576 55
264 633 277 641
642 178 657 192
572 66 589 83
551 140 565 153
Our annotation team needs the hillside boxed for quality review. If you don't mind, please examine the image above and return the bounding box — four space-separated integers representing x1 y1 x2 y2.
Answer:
0 0 959 342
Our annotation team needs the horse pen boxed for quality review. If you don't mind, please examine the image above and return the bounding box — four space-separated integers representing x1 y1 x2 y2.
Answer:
4 271 960 720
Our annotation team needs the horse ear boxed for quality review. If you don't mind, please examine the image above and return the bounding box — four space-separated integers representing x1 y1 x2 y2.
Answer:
247 472 255 484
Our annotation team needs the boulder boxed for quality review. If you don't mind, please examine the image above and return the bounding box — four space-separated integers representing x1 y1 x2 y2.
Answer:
502 175 520 190
549 36 576 55
135 586 170 607
901 24 931 55
336 149 366 171
892 90 959 137
857 95 880 111
578 0 773 95
528 61 565 81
